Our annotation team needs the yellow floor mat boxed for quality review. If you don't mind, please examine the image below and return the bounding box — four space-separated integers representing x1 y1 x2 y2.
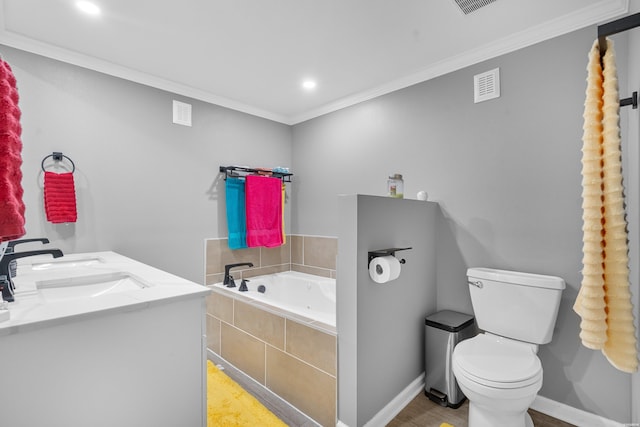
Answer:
207 360 287 427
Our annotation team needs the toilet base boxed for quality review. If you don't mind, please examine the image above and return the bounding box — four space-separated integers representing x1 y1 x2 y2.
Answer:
468 401 534 427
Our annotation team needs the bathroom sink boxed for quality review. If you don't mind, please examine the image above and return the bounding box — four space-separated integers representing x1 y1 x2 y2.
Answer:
31 257 104 270
36 272 151 301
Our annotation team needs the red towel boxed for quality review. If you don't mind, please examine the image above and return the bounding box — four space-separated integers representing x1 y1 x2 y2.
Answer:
245 175 283 248
0 59 26 242
44 171 77 223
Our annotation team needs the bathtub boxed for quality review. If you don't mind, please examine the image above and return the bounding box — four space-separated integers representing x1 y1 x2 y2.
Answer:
213 270 336 327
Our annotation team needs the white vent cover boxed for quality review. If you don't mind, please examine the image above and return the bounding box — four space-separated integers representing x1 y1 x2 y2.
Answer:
172 100 192 126
474 68 500 103
452 0 497 15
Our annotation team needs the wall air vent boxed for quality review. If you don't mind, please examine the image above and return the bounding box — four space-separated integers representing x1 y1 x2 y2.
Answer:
474 68 500 103
452 0 497 15
173 100 192 126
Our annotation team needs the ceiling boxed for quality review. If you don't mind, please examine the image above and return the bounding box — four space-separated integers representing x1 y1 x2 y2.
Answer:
0 0 630 124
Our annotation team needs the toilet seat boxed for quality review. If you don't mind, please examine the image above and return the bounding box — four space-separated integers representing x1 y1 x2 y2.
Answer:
454 334 542 389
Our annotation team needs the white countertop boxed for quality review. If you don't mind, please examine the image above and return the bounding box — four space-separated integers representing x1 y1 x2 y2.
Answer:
0 251 210 335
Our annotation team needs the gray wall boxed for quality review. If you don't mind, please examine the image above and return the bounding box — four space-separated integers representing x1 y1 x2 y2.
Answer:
3 18 638 424
2 45 292 284
293 27 637 423
337 195 437 427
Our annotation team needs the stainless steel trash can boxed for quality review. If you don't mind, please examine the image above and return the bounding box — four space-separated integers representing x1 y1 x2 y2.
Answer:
424 310 476 408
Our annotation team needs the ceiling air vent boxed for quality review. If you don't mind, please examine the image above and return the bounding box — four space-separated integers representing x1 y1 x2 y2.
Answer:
474 68 500 103
452 0 497 15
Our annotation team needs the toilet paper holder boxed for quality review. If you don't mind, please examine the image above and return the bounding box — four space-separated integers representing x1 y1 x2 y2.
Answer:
367 247 411 268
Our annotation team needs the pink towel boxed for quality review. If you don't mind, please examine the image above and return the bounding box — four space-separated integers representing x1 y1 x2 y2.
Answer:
0 59 26 243
44 172 77 223
245 175 283 248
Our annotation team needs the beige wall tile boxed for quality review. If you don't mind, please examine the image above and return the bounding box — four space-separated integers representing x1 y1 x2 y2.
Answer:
261 240 291 266
290 235 303 265
205 238 260 275
221 323 266 384
206 314 220 353
303 236 337 270
286 320 336 376
234 301 285 350
290 264 333 278
309 321 337 335
208 290 234 324
205 239 226 275
242 264 289 279
205 273 225 286
266 346 336 427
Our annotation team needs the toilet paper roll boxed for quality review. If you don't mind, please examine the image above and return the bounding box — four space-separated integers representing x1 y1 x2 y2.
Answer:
369 255 401 283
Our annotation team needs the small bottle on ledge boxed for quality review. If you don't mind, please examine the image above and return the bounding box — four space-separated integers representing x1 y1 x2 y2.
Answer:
387 174 404 199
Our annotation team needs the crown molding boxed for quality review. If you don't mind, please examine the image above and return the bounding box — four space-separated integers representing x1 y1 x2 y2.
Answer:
289 0 629 124
1 0 629 126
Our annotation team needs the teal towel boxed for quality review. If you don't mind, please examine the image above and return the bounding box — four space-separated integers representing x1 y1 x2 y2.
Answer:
225 177 247 249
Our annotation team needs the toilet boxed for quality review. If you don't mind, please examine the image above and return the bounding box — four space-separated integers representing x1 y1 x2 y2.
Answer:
452 268 565 427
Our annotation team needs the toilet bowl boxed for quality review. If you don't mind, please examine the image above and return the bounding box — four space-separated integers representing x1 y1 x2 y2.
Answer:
452 268 565 427
452 333 542 427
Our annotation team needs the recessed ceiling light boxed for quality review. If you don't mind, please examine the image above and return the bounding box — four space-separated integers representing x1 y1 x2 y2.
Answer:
76 1 101 16
302 80 317 90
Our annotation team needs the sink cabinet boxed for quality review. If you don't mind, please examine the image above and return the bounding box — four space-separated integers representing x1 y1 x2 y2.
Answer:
0 252 209 427
0 297 207 427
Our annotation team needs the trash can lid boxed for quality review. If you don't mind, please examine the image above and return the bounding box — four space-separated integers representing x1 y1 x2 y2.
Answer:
425 310 474 332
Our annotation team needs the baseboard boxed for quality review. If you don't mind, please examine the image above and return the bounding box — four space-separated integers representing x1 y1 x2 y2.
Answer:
531 395 626 427
361 373 425 427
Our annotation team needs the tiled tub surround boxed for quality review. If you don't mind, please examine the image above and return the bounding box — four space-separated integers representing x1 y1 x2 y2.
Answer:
205 235 338 427
205 235 337 285
207 286 336 426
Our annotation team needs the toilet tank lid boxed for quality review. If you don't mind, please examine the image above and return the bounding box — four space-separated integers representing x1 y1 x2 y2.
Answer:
467 268 565 290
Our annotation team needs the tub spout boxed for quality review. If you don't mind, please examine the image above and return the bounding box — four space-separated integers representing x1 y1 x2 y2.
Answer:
0 249 64 302
223 262 254 287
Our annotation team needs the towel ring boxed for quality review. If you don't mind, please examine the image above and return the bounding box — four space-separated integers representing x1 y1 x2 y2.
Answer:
41 152 75 173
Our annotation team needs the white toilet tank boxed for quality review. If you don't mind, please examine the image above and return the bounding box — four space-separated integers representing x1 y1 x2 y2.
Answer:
467 268 565 344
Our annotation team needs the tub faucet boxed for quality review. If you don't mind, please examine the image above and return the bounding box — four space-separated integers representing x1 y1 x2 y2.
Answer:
0 249 64 302
223 262 254 288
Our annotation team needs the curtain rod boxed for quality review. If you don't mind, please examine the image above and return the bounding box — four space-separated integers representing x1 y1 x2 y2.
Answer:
597 12 640 109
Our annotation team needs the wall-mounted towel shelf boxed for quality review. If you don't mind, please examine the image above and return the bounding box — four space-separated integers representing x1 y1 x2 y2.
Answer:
597 12 640 109
219 165 293 182
41 152 75 173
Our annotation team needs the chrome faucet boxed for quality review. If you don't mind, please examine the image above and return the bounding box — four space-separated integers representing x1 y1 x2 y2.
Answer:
223 262 254 288
0 249 64 302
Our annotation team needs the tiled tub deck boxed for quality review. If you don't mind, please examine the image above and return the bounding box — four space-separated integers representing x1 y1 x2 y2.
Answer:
206 287 336 427
205 235 338 427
